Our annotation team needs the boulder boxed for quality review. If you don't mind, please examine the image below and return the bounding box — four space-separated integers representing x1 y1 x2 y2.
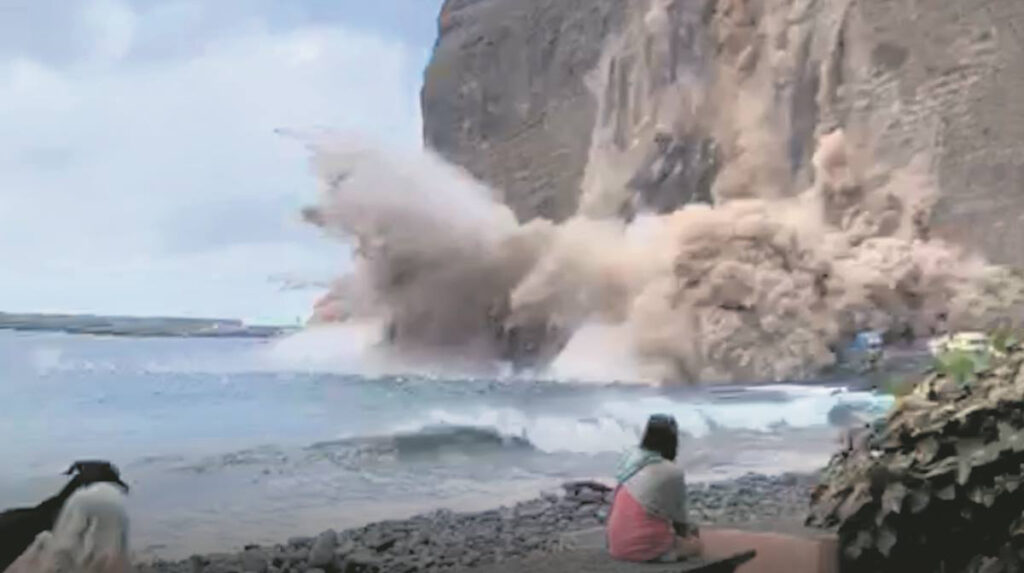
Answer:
307 530 338 569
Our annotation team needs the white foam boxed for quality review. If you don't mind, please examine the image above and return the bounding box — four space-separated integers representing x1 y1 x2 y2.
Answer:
395 385 892 454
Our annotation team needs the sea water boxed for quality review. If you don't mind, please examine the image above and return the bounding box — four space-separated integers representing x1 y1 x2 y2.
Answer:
0 330 892 558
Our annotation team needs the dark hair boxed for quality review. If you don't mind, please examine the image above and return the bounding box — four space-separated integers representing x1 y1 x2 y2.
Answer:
640 414 679 461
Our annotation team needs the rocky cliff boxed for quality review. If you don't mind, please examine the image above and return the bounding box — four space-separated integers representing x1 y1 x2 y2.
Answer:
423 0 1024 267
422 0 628 222
299 0 1024 383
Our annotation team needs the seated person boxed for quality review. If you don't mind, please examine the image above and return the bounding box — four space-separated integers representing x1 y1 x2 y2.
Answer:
606 414 702 563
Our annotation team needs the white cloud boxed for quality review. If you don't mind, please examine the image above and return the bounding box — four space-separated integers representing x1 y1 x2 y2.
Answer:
81 0 138 65
0 0 430 323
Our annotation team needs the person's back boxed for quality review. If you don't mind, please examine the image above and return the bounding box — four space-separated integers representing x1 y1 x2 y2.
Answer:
606 415 701 563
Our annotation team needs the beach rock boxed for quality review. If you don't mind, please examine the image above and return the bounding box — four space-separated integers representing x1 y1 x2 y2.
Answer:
561 480 611 496
571 488 606 505
136 471 815 573
187 555 208 572
341 552 381 573
240 548 269 573
285 548 310 565
288 537 314 549
334 539 358 560
202 563 242 573
307 530 337 568
193 553 243 573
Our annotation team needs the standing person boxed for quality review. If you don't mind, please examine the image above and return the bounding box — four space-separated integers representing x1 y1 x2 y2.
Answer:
4 482 132 573
606 414 703 563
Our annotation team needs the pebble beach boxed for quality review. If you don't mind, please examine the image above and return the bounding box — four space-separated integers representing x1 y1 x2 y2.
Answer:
136 472 818 573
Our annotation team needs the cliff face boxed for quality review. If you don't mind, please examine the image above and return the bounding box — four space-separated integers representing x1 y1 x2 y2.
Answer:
422 0 628 222
300 0 1024 384
423 0 1024 267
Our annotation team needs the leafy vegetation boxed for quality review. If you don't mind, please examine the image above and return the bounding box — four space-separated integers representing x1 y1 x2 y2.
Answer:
933 348 987 387
808 341 1024 573
991 325 1021 355
930 326 1024 387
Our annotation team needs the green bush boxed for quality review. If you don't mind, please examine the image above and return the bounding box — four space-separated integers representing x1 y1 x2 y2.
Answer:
808 340 1024 573
991 326 1021 355
933 349 988 387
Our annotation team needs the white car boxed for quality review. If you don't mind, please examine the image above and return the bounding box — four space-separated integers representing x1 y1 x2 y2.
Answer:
928 331 1001 358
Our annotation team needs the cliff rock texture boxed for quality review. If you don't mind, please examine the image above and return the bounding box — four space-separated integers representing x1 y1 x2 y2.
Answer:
423 0 1024 267
298 0 1024 383
423 0 628 222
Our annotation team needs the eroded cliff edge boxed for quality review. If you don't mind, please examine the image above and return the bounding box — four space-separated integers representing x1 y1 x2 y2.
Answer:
422 0 1024 267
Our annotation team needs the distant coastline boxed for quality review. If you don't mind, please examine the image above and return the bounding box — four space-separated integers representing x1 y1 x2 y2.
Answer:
0 312 299 339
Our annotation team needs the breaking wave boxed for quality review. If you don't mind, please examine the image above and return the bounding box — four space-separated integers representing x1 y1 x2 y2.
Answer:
175 383 888 476
310 425 534 459
391 387 890 455
178 425 536 475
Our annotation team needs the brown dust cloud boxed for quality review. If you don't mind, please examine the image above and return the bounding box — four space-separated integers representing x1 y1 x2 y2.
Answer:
295 0 1024 385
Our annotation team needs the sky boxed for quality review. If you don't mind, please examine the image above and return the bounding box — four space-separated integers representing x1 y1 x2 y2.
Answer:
0 0 444 324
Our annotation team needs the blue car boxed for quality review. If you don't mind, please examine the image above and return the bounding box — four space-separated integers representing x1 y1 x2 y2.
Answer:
839 331 885 372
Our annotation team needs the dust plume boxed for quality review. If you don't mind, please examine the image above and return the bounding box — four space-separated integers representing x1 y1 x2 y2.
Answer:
298 0 1024 384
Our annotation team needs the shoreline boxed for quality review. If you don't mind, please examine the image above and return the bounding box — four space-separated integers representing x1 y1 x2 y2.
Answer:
135 472 818 573
0 312 296 339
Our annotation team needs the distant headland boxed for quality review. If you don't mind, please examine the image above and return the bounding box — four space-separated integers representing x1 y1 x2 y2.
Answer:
0 312 299 339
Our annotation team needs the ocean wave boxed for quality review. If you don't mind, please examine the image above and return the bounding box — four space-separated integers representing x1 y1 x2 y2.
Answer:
391 388 893 455
152 381 895 479
310 425 535 459
177 425 537 475
170 394 885 479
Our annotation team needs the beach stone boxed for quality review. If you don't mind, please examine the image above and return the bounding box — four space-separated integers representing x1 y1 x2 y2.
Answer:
284 548 309 564
203 563 242 573
441 544 465 562
288 537 314 548
405 530 429 548
334 539 358 559
308 530 337 568
572 489 607 505
135 471 816 573
386 556 417 573
199 553 243 573
341 552 381 573
240 548 269 573
460 551 481 567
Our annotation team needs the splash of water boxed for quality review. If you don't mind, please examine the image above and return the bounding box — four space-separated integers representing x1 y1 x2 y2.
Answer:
296 0 1024 384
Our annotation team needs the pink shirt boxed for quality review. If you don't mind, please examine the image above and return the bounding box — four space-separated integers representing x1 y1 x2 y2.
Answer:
606 486 675 562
